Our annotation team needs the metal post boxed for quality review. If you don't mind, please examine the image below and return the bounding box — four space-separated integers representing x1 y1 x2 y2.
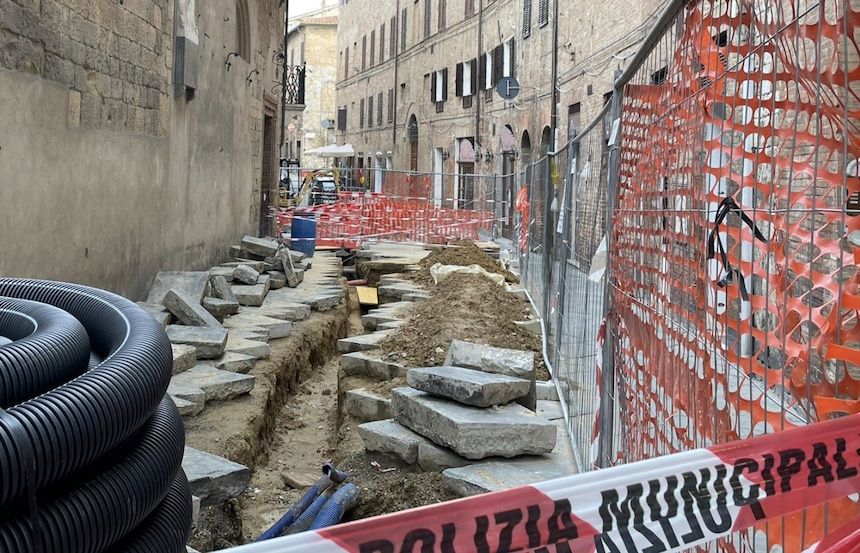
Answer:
475 0 483 145
279 0 290 158
549 0 560 152
597 87 623 469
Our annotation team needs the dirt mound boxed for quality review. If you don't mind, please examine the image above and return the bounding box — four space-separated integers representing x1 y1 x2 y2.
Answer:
409 241 518 285
381 272 548 379
337 452 455 522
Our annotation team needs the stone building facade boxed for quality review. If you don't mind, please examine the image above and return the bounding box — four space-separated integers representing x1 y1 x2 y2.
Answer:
334 0 664 228
0 0 285 298
285 8 339 169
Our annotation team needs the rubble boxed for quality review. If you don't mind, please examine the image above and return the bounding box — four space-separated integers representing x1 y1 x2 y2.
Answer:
234 264 260 285
163 289 222 327
345 388 392 422
165 325 228 359
171 343 198 375
146 271 210 304
406 366 530 408
172 365 255 402
241 235 280 257
183 447 250 506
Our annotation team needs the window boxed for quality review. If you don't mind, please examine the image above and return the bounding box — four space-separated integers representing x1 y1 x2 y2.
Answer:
465 0 475 16
236 0 251 60
377 92 383 126
368 95 374 128
388 89 394 122
379 24 385 63
431 68 448 110
456 59 476 97
481 51 493 90
651 66 668 85
401 8 408 50
370 30 376 66
438 0 446 30
503 38 515 78
360 98 365 128
424 0 431 39
337 106 347 131
567 103 580 140
522 0 532 38
538 0 549 27
362 35 367 70
390 16 397 54
344 46 350 77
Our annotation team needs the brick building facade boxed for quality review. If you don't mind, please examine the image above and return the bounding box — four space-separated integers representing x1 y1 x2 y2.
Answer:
0 0 285 297
334 0 664 224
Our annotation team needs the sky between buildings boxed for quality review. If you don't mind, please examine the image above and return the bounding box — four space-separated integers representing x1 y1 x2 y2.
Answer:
288 0 338 18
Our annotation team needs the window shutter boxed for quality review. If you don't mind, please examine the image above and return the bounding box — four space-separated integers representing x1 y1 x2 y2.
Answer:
523 0 532 38
493 45 503 85
390 16 396 55
378 92 383 126
442 68 448 101
538 0 549 27
470 59 478 95
360 98 365 128
478 55 486 89
368 95 373 127
370 30 376 66
455 62 463 97
431 72 437 103
424 0 431 38
388 89 394 122
337 107 347 131
509 39 516 78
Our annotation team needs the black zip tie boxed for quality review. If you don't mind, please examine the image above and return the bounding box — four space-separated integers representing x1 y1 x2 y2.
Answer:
707 196 768 304
0 410 43 553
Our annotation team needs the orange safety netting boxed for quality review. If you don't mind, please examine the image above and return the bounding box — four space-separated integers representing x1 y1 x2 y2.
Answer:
612 1 860 550
277 193 494 247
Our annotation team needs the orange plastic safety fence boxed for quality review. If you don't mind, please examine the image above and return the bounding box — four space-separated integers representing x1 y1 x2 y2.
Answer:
611 1 860 551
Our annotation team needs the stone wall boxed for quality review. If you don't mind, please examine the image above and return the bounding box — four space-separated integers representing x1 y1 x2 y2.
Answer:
0 0 285 298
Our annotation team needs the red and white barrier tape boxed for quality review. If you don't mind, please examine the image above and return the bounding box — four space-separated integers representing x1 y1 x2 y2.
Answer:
219 412 860 553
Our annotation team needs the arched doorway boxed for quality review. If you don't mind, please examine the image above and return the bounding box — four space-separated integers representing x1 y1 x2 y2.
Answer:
408 115 419 172
540 125 552 156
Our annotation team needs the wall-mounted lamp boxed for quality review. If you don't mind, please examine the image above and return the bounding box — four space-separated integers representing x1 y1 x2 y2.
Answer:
246 69 259 85
225 51 240 71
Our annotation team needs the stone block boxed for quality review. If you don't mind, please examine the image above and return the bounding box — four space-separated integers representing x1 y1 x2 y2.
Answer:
202 351 256 374
166 325 228 359
183 447 250 506
136 302 173 329
209 266 236 280
357 419 428 464
241 235 279 257
536 400 564 421
168 378 205 412
203 297 240 319
147 271 210 304
223 260 266 272
345 388 392 422
444 340 534 379
234 264 260 285
514 319 541 335
170 393 204 417
337 329 396 353
392 387 556 459
339 352 407 380
172 343 197 375
404 292 432 302
442 451 574 497
172 365 255 402
225 334 271 360
378 282 426 302
268 271 287 289
229 245 243 258
309 290 340 311
259 302 310 322
288 249 307 263
407 366 530 408
210 275 238 303
163 289 222 327
232 284 268 307
378 321 406 330
191 495 201 527
536 381 569 402
257 274 272 292
417 441 470 472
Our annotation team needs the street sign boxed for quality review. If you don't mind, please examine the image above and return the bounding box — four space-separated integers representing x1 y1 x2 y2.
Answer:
496 76 520 100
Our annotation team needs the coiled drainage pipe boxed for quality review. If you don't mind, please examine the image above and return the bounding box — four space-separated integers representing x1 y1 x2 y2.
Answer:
0 279 191 553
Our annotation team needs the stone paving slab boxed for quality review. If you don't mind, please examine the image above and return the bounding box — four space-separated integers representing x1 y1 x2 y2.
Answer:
183 447 250 506
536 400 564 421
224 313 292 339
345 388 392 422
445 340 534 379
392 387 556 459
166 325 228 359
337 329 397 353
241 235 279 257
225 334 271 360
378 282 428 301
211 275 238 303
171 394 204 417
163 289 222 327
407 366 530 408
232 283 268 307
357 419 429 464
268 271 287 289
147 271 210 305
203 297 240 319
340 352 407 380
536 381 570 402
222 260 266 272
172 365 255 402
258 302 311 322
361 310 407 331
209 266 236 280
378 320 406 330
234 264 260 285
136 302 173 329
171 343 197 375
417 441 471 472
200 351 256 374
168 379 205 411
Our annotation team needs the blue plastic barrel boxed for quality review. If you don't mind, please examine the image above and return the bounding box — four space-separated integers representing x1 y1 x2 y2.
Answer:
291 209 317 258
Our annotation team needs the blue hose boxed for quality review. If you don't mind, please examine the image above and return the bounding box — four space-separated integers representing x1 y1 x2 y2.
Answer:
255 476 332 541
284 488 334 535
309 483 361 530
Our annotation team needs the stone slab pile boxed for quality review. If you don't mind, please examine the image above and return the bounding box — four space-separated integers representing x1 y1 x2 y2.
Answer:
445 339 537 410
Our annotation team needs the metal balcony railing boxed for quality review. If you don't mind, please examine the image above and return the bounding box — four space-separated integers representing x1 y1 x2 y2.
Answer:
285 64 306 105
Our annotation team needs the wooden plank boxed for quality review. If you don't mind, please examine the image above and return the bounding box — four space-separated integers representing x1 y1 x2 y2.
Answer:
355 286 379 306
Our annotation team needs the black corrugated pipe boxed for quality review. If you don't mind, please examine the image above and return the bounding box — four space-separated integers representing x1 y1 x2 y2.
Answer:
0 279 191 553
